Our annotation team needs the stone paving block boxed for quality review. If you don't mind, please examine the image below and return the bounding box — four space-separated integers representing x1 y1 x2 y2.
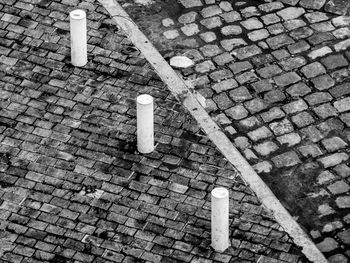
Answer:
277 132 301 147
179 0 202 8
325 0 350 15
332 15 350 27
284 19 306 31
248 29 270 41
286 82 311 97
313 103 338 118
308 46 332 59
195 60 215 73
327 180 350 195
264 90 286 104
220 11 241 23
321 54 348 70
201 5 222 18
247 126 273 141
181 23 200 36
269 118 294 136
282 99 308 114
244 98 268 114
221 25 242 36
334 38 350 52
311 74 335 90
337 229 350 244
318 153 349 168
336 196 350 208
219 1 233 12
266 34 295 50
213 92 233 110
178 12 198 24
318 203 336 217
305 92 333 106
274 72 301 87
212 78 238 93
253 141 279 156
277 7 305 21
301 62 326 78
334 97 350 112
311 21 335 32
228 86 253 102
260 107 285 123
298 144 323 158
257 64 282 78
200 16 222 29
241 18 264 30
330 83 350 98
261 13 281 25
279 56 306 71
291 111 315 127
332 27 350 39
231 45 262 60
299 0 326 9
163 30 179 40
267 23 285 35
225 105 249 120
271 151 301 168
317 237 339 253
304 11 329 23
236 71 259 84
290 26 314 40
199 31 216 43
220 38 247 51
259 2 284 13
251 79 274 94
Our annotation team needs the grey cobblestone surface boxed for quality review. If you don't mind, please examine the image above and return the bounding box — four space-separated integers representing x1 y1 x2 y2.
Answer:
122 0 350 261
0 0 309 262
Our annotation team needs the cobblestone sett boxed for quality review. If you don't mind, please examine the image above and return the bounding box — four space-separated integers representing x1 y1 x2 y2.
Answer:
334 97 350 112
271 151 301 168
231 45 262 60
267 34 295 50
301 62 326 78
327 180 350 195
277 7 306 20
318 153 349 168
321 54 348 70
334 38 350 52
274 72 301 87
336 196 350 208
308 46 333 59
311 74 335 90
317 237 339 253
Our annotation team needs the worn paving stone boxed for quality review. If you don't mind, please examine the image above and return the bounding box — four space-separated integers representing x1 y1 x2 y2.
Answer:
277 7 306 20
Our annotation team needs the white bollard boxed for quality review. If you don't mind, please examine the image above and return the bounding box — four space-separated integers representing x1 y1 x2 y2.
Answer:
137 94 154 153
211 187 229 252
70 9 87 67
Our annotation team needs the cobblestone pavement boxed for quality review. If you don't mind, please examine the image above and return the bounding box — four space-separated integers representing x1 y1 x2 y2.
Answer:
119 0 350 262
0 0 311 262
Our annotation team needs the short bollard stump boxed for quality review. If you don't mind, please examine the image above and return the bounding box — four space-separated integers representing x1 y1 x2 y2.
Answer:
211 187 229 252
137 94 154 153
70 9 87 67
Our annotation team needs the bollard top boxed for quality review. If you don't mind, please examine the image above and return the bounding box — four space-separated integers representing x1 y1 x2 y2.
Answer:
211 187 229 199
137 94 153 105
70 9 86 20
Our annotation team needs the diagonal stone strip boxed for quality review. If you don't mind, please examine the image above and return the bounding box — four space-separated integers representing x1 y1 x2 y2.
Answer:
99 0 328 262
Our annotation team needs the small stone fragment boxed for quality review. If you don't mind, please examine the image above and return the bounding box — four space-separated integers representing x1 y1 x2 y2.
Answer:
170 56 194 68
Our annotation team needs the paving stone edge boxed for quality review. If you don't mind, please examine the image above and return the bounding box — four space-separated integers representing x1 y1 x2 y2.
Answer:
98 0 329 262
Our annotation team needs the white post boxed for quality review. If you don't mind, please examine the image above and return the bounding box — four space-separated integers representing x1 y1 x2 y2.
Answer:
211 187 229 252
70 9 87 67
137 94 154 153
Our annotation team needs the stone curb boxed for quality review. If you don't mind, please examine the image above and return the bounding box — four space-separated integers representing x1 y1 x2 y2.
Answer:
98 0 329 262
